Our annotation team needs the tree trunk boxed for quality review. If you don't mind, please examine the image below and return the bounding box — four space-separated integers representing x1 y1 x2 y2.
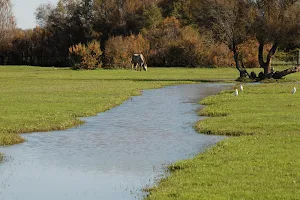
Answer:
233 44 248 78
273 66 300 79
297 49 300 66
258 41 278 76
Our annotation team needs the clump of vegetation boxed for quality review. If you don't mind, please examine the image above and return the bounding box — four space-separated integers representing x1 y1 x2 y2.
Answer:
0 133 24 146
143 17 234 67
238 38 260 68
69 40 103 70
104 34 150 69
275 49 300 64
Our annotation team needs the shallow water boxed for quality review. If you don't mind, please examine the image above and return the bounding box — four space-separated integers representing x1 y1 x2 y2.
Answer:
0 83 229 200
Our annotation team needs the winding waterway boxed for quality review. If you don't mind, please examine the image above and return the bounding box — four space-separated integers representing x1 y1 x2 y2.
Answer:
0 83 229 200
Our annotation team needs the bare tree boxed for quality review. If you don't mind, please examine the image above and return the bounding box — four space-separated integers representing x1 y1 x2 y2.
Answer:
0 0 16 51
35 3 55 28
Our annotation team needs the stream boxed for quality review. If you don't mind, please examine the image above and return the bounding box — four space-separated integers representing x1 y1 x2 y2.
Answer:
0 83 229 200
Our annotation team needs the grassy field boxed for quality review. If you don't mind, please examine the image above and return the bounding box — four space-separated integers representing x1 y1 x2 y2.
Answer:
146 83 300 199
0 66 243 146
2 65 300 198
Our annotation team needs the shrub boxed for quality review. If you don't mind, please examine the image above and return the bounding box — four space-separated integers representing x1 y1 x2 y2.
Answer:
163 26 212 67
238 38 259 68
69 40 103 70
275 49 299 63
205 43 234 67
104 34 150 69
144 17 235 67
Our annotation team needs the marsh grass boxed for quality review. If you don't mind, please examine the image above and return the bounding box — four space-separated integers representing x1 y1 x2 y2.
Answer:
146 83 300 199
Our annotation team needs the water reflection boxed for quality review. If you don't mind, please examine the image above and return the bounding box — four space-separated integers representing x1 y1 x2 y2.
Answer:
0 83 229 200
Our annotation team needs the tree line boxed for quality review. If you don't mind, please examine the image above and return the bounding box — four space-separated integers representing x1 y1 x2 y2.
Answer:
0 0 300 79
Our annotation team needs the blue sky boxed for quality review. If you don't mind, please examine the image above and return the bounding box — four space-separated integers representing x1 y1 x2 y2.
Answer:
11 0 58 29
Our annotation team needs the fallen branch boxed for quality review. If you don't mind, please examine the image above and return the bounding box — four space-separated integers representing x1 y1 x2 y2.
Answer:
272 66 300 79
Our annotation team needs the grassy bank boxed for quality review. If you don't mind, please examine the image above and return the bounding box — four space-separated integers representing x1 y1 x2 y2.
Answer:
146 83 300 199
0 66 242 146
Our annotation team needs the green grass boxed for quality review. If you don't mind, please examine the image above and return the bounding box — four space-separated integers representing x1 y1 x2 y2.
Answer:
0 66 243 146
146 83 300 199
198 84 300 136
2 65 300 199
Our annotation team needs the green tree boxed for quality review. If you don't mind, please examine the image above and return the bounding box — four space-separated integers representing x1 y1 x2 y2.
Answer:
35 0 96 66
251 0 300 78
141 4 163 29
190 0 252 77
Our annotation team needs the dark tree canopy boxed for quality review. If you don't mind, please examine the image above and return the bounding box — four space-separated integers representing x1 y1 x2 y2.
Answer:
189 0 253 77
251 0 300 77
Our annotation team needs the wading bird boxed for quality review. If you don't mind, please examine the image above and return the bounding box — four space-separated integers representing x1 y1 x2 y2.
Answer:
292 87 296 95
235 89 239 96
240 84 244 92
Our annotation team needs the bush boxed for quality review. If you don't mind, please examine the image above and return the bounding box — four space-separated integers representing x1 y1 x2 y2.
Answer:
69 40 103 70
238 38 260 68
104 34 150 69
143 17 181 67
205 43 234 67
275 49 299 63
144 17 236 67
144 17 207 67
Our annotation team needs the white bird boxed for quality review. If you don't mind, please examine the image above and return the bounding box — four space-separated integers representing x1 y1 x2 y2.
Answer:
235 89 239 96
292 87 296 95
240 84 244 92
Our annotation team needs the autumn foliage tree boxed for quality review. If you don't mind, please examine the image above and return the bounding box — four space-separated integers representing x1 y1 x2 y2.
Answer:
143 17 206 67
104 34 150 69
69 40 103 70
